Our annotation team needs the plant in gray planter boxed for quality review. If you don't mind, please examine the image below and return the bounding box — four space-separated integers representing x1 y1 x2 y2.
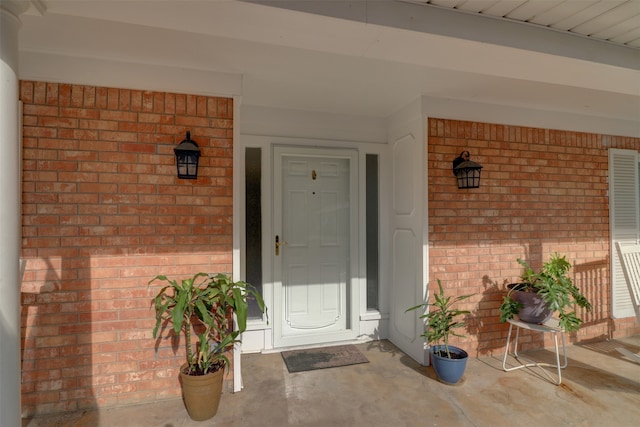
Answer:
150 272 266 421
499 253 591 332
406 279 474 384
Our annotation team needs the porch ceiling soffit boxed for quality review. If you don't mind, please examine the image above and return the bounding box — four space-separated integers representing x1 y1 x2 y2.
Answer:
16 0 640 123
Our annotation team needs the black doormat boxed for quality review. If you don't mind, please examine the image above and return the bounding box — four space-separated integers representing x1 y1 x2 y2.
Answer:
281 345 369 373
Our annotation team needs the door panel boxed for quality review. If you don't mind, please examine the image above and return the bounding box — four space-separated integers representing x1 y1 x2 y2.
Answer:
387 131 429 365
282 156 347 334
274 147 358 348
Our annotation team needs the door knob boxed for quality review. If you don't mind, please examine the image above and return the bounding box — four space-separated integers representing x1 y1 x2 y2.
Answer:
275 235 287 256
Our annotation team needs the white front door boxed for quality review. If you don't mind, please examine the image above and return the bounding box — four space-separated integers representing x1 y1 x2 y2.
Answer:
273 147 359 348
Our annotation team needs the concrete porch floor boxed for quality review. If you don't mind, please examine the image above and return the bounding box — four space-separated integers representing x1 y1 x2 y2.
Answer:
25 336 640 427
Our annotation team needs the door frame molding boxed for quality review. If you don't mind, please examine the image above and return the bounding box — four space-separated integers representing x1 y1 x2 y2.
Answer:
238 135 390 352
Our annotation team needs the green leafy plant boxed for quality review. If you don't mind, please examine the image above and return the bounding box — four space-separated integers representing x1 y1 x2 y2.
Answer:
150 272 266 375
406 279 474 359
498 294 523 323
499 253 592 332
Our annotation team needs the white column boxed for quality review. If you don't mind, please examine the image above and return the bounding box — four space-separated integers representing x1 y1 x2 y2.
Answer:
0 1 28 425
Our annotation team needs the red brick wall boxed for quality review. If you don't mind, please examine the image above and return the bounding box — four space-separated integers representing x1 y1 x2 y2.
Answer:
20 81 234 416
428 118 640 356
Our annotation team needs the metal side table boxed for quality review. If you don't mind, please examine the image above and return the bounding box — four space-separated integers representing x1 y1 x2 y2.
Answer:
502 317 567 385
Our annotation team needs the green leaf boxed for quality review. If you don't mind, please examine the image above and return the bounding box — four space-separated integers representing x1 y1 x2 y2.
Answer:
195 299 212 326
232 287 247 333
172 288 188 334
499 296 523 323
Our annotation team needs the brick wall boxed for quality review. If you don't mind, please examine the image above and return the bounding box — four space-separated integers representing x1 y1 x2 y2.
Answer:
20 81 234 416
428 118 640 356
20 87 640 414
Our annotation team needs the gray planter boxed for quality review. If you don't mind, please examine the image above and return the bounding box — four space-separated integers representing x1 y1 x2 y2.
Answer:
508 283 552 324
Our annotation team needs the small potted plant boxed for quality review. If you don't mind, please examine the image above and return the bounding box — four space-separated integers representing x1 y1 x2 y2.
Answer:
499 252 591 332
406 279 474 384
150 272 266 421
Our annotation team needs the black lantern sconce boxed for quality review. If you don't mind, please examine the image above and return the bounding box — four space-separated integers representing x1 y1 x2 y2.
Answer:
174 131 201 179
452 150 483 189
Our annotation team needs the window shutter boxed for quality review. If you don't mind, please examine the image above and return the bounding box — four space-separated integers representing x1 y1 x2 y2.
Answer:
609 148 639 318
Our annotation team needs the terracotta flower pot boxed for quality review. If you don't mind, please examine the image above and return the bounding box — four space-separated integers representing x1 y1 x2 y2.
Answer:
179 363 224 421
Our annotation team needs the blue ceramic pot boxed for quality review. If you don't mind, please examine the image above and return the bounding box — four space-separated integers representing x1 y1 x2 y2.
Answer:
430 345 468 384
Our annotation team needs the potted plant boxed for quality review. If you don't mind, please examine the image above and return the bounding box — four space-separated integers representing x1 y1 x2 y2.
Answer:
406 279 474 384
150 272 266 421
499 252 591 332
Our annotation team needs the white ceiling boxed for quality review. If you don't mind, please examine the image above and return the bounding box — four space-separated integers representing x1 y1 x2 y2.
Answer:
420 0 640 49
15 0 640 133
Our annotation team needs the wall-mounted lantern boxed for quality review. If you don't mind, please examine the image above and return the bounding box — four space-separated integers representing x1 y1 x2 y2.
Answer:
174 131 201 179
452 150 483 189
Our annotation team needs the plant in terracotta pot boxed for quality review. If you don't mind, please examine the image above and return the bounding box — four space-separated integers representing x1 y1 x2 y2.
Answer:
150 272 266 421
406 279 474 384
499 252 591 332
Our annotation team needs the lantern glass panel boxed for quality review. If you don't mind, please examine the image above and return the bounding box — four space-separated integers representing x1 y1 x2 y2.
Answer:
456 167 482 189
176 153 199 179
